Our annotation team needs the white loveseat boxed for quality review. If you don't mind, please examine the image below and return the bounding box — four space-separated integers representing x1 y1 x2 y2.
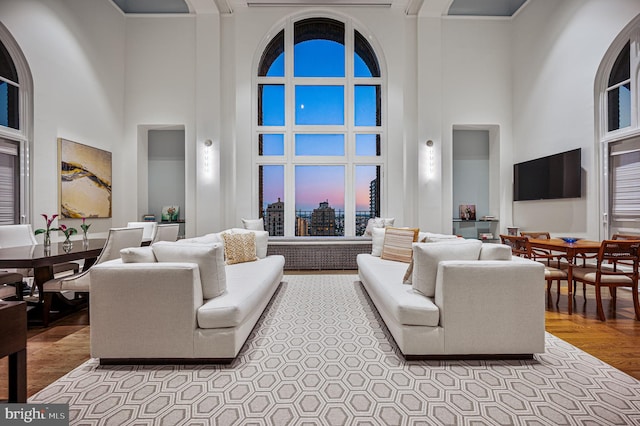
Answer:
89 229 284 363
357 237 546 358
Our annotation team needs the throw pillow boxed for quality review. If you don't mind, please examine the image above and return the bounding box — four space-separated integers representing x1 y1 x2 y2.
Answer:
242 218 265 231
371 227 386 257
411 239 483 297
381 227 419 263
223 232 258 265
402 236 427 284
478 243 512 260
152 241 227 299
364 217 395 236
120 246 157 263
229 228 268 259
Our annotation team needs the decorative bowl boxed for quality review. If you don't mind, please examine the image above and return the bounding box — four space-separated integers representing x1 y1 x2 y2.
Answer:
560 237 581 244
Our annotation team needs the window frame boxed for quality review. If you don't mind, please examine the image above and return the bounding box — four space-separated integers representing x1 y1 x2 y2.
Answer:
0 23 31 225
254 14 385 237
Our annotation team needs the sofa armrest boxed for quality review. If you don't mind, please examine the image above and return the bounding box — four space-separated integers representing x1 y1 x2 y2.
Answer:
434 260 545 354
90 262 204 359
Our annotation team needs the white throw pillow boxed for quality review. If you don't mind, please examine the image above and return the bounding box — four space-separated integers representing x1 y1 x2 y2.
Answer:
120 246 157 263
371 227 386 257
152 241 227 299
228 228 268 259
479 243 512 261
419 232 461 242
177 233 223 245
411 239 483 297
241 218 265 231
364 217 395 236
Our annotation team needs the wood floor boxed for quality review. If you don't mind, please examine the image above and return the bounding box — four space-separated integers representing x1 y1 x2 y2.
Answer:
1 280 639 400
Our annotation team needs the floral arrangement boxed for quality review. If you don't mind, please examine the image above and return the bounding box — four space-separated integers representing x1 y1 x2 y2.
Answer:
58 224 77 241
34 213 59 241
80 217 91 235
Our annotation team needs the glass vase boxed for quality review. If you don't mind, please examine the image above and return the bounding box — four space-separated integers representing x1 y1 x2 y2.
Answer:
63 237 73 253
43 232 51 249
82 231 89 248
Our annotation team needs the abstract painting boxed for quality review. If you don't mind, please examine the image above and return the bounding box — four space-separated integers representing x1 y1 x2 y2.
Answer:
58 138 112 218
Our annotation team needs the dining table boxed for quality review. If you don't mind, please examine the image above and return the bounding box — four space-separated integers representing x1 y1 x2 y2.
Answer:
528 238 602 314
0 238 106 325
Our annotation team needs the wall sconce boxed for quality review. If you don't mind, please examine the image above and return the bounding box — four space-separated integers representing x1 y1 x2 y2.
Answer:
204 139 213 173
426 139 435 178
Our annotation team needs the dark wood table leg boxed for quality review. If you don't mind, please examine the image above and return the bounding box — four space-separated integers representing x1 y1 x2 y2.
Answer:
8 349 27 403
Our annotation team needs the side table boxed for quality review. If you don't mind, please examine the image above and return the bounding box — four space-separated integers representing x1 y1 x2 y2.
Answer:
0 301 27 403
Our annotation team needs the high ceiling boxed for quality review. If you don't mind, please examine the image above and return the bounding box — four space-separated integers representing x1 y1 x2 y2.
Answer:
111 0 528 16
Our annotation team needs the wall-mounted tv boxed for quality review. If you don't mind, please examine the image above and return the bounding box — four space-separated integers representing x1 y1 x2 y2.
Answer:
513 148 582 201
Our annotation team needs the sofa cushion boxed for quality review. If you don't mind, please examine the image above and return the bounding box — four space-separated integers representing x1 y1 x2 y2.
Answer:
242 218 264 231
371 227 386 256
223 232 258 265
177 233 223 245
120 246 157 263
381 227 419 263
357 254 440 327
197 255 285 329
227 228 268 259
412 239 483 297
419 232 461 242
152 241 227 299
479 243 512 260
364 217 395 236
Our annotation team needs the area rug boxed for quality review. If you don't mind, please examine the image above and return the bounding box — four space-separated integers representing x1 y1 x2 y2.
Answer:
30 274 640 425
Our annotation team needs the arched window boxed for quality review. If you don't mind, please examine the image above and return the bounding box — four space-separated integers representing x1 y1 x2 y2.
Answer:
598 21 640 238
0 24 31 225
256 16 383 237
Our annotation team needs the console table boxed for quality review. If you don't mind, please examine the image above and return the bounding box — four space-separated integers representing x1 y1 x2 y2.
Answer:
0 301 27 403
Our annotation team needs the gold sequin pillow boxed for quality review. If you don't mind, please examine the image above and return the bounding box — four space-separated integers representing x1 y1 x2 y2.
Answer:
222 232 258 265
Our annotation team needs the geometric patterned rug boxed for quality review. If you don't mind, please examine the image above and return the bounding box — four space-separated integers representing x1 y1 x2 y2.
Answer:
29 274 640 425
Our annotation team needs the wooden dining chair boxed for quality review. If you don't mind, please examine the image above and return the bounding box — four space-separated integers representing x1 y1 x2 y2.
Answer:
501 234 568 305
0 271 24 300
572 239 640 321
41 227 144 326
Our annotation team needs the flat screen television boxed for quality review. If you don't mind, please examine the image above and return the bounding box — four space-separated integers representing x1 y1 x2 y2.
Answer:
513 148 582 201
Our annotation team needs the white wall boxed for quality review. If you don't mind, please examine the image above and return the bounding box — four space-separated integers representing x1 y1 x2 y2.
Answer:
418 16 512 234
0 0 125 239
512 0 640 238
4 0 640 240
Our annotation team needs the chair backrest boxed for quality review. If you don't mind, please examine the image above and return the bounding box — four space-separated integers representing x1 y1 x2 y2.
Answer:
152 223 180 244
96 227 145 264
520 231 551 240
499 234 530 258
612 233 640 241
0 224 38 248
598 239 640 274
127 221 157 240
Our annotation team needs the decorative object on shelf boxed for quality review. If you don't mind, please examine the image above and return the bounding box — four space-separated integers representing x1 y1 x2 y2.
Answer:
59 225 77 252
161 205 180 222
507 226 519 236
458 204 476 221
80 217 91 245
560 237 581 244
480 215 496 221
35 213 59 250
58 138 112 219
143 214 156 222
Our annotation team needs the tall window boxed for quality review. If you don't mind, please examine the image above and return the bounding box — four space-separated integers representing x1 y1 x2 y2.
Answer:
599 23 640 237
0 32 25 225
257 17 383 237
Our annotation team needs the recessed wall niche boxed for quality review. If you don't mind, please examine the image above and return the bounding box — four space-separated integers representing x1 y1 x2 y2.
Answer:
148 129 185 231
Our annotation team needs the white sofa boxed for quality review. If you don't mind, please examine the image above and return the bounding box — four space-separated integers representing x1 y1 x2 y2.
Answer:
89 229 284 363
357 238 546 358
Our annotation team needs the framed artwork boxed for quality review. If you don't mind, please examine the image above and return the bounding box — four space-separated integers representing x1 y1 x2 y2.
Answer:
458 204 476 221
58 138 112 218
161 205 180 222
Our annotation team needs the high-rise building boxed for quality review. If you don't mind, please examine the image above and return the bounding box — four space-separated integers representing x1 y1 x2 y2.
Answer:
265 198 284 236
369 176 380 218
310 201 336 236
